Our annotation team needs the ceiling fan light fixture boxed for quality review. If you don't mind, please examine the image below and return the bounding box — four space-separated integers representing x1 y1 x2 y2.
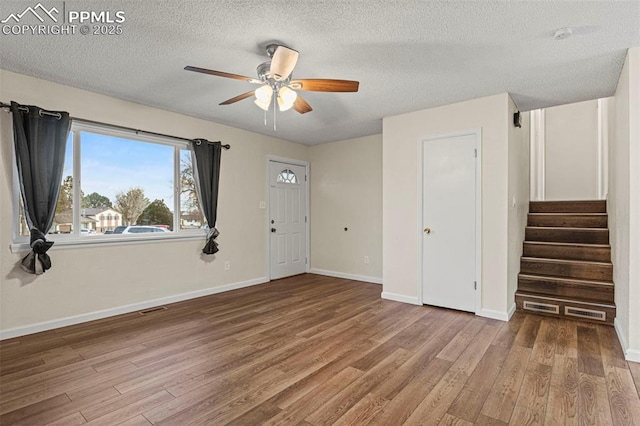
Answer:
270 46 299 81
254 84 273 110
277 86 298 112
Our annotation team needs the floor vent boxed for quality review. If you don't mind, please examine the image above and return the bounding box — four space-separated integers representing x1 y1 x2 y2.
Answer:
139 306 167 315
565 306 606 321
523 301 559 314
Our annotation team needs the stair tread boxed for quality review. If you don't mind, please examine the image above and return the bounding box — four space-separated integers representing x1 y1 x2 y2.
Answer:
523 241 611 248
528 213 607 216
515 291 616 308
521 257 612 266
518 273 614 286
526 226 608 231
530 200 606 203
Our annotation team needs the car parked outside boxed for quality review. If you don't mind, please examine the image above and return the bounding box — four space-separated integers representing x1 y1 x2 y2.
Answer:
112 226 170 234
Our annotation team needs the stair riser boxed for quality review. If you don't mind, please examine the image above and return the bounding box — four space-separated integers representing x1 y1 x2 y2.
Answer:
520 260 612 281
527 215 607 228
525 228 609 244
518 277 614 303
523 243 611 262
529 201 606 213
515 293 615 325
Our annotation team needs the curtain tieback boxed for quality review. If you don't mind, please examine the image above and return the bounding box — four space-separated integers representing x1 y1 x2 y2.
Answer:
203 227 220 255
20 229 54 275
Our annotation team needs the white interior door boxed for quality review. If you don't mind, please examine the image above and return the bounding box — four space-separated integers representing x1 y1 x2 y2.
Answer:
422 133 478 312
269 161 307 280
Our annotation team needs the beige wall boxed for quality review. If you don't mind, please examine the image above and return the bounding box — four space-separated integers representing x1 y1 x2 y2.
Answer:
545 100 599 200
0 70 309 334
382 93 514 318
508 101 531 304
308 135 382 281
609 47 640 361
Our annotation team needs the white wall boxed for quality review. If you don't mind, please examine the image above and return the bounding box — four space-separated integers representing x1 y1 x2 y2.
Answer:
545 100 599 200
0 70 309 336
508 101 530 307
382 93 513 318
609 47 640 362
308 134 382 282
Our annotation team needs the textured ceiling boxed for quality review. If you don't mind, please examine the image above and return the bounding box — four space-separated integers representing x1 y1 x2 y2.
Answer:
1 1 639 145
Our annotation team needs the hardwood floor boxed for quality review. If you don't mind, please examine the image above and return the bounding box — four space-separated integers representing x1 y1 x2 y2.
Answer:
1 274 639 425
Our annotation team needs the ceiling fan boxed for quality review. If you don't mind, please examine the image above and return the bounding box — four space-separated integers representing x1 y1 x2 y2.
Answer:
184 44 359 116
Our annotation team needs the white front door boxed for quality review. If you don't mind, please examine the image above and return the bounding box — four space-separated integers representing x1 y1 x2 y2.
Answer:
422 133 478 312
269 161 307 280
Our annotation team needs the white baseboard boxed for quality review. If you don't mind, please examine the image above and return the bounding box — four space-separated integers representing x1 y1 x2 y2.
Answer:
381 291 421 305
309 268 382 285
477 305 513 322
0 277 269 340
614 317 640 363
508 303 517 319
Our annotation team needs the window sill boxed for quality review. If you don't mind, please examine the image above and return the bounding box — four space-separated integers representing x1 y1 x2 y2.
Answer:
10 231 207 254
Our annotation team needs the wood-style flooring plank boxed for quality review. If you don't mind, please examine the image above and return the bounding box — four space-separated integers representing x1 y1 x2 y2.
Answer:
577 325 605 377
578 372 613 425
604 365 640 425
597 325 628 369
510 360 553 424
0 274 638 426
304 348 412 425
45 411 87 425
446 344 509 423
261 366 364 425
629 361 640 399
438 412 474 425
555 319 578 358
514 315 543 349
543 355 578 425
403 323 500 425
332 392 389 425
480 345 532 423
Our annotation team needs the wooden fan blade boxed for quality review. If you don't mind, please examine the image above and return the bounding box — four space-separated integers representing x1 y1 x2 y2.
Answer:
184 66 260 83
293 95 313 114
290 79 359 92
219 90 256 105
270 46 299 81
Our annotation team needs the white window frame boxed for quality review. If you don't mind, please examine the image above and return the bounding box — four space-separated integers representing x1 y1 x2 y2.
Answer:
11 120 206 252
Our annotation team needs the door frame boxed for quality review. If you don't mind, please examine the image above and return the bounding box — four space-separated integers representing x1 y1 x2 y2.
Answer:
265 155 311 280
416 129 483 314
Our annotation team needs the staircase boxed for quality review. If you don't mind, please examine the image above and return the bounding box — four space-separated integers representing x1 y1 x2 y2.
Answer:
515 200 615 325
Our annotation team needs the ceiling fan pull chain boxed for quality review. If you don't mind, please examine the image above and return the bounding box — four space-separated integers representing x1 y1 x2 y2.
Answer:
264 109 267 127
273 92 277 131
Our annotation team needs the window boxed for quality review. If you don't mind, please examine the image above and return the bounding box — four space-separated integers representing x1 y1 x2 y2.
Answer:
13 121 204 247
277 169 298 184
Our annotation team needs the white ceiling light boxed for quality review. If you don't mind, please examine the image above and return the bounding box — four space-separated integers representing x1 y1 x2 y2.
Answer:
277 86 298 112
254 84 273 111
270 46 299 81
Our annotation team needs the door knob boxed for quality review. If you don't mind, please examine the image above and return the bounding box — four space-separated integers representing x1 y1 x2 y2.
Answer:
424 227 431 234
271 228 276 233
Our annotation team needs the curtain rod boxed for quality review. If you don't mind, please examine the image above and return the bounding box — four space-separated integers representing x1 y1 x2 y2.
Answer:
0 102 231 150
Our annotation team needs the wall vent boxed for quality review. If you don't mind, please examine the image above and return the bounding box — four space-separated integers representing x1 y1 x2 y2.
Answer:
139 306 167 315
565 306 606 321
523 301 559 314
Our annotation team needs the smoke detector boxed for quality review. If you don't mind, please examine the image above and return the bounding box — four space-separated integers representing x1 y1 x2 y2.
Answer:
553 27 573 40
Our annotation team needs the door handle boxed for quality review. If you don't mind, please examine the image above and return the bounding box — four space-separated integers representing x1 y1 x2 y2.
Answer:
271 228 276 233
424 227 431 234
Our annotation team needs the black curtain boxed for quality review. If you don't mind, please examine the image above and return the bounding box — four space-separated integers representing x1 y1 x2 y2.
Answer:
11 102 70 274
191 139 222 254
